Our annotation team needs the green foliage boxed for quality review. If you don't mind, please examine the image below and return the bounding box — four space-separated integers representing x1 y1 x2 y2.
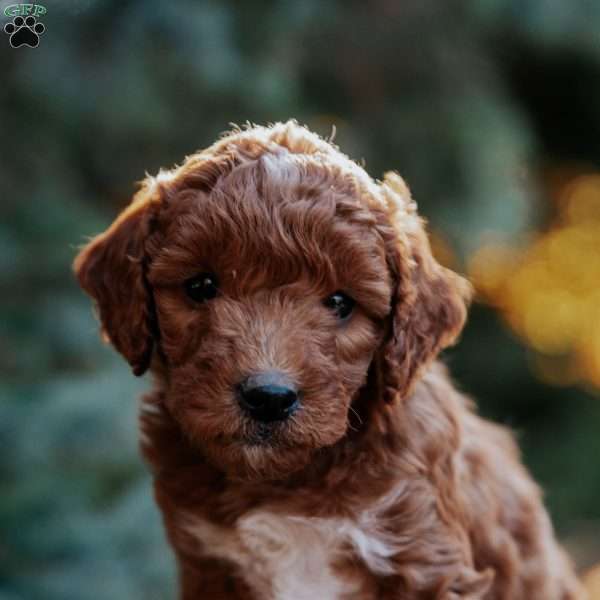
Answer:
1 1 599 597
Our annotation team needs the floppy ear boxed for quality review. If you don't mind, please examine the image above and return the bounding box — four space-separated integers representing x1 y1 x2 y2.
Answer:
73 183 162 376
380 173 472 402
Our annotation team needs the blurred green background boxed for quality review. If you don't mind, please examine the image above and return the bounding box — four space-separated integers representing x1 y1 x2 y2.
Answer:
2 1 600 598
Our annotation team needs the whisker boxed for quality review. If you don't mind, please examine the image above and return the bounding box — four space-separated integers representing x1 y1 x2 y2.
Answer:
348 405 363 427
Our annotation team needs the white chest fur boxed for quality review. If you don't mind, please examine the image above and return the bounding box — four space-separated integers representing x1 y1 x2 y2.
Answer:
184 492 404 600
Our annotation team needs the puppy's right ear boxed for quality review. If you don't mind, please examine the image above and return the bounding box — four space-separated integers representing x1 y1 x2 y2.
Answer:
378 173 472 402
73 183 162 376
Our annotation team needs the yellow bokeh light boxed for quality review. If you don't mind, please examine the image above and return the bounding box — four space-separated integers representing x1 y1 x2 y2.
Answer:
584 562 600 599
467 173 600 389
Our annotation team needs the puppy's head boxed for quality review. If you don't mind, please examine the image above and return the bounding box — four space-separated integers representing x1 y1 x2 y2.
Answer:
74 121 470 480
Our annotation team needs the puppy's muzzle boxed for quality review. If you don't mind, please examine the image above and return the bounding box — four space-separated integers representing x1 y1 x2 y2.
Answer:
237 372 299 423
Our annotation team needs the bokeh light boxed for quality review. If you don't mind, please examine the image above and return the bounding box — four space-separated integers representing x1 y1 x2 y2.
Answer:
469 174 600 389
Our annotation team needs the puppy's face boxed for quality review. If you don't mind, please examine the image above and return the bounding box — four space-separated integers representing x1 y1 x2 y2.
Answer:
147 161 391 478
75 123 469 481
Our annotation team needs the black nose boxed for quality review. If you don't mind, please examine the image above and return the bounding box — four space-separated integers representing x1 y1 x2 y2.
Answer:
238 372 300 423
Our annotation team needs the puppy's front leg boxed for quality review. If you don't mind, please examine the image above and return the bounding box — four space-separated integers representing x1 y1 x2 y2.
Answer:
374 563 494 600
179 556 256 600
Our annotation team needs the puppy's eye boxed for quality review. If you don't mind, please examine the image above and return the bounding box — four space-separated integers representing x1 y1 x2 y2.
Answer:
184 273 219 302
324 291 355 320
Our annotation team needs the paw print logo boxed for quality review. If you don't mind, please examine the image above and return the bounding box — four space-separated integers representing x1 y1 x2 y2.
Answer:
4 15 45 48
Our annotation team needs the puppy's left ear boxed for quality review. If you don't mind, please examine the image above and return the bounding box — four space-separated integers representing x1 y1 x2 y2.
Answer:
73 182 162 376
379 173 472 402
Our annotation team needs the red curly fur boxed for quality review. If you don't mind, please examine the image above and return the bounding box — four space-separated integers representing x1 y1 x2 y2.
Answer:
74 121 584 599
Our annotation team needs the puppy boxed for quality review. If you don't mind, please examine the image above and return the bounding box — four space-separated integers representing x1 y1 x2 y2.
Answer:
74 121 584 599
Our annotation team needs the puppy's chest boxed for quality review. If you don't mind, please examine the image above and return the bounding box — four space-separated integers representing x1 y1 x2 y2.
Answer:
185 508 396 600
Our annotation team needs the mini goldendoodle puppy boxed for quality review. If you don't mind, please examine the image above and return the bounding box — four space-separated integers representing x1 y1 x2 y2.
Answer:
74 121 584 599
